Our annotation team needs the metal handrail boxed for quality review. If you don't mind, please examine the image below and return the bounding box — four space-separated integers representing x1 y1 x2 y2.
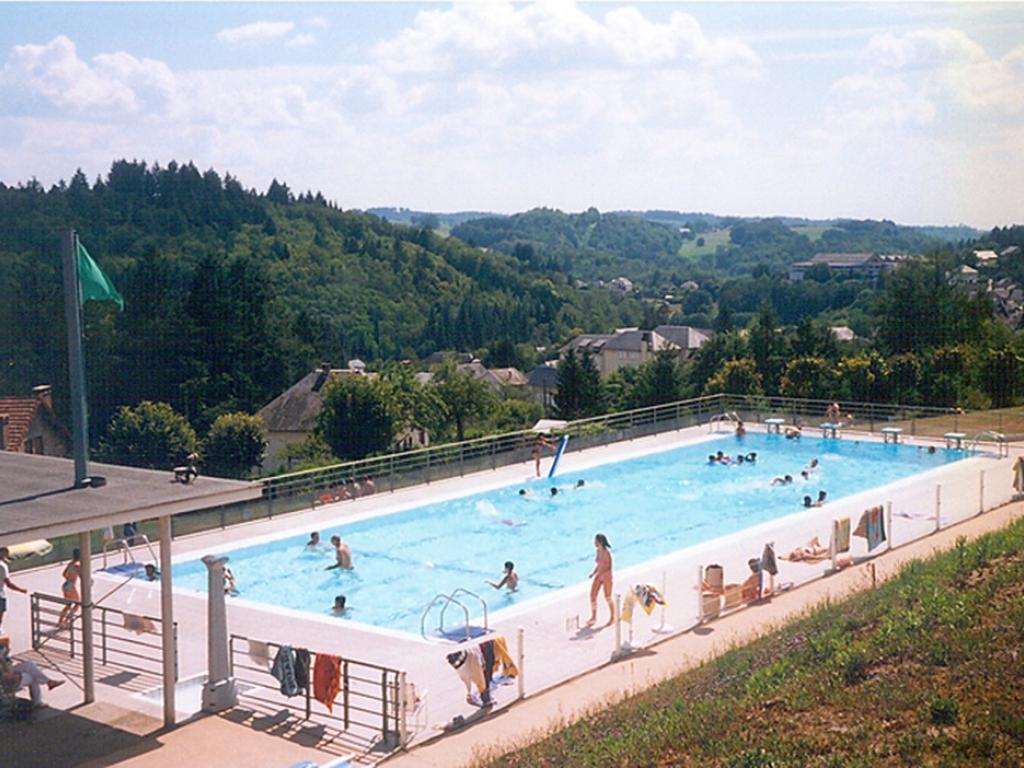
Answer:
261 393 966 506
442 588 488 634
970 431 1008 457
29 591 178 680
420 593 470 641
102 534 158 569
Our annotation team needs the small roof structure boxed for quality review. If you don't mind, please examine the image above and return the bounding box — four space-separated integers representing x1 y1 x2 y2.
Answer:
654 324 712 351
532 419 568 433
0 387 69 452
0 452 260 544
258 363 372 433
527 364 559 389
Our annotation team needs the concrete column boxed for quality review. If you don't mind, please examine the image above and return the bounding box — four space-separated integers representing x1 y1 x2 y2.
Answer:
78 531 94 704
201 554 237 712
159 516 176 727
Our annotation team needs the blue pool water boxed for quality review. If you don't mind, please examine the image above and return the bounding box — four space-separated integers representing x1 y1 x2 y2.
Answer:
173 433 966 634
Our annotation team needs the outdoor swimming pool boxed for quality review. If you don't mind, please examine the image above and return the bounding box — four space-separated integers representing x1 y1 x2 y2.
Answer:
173 433 968 635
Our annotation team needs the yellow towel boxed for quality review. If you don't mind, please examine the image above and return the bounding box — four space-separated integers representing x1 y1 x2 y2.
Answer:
621 591 637 623
491 636 519 678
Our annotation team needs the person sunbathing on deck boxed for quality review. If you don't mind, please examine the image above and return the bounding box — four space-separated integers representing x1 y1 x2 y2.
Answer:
783 537 829 561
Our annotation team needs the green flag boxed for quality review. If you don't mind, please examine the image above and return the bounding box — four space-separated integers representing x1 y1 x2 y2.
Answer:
77 241 124 311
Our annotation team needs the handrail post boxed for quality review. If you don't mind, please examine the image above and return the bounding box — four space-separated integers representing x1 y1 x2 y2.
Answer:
516 626 525 700
101 607 108 666
380 668 388 741
398 670 409 747
343 661 351 730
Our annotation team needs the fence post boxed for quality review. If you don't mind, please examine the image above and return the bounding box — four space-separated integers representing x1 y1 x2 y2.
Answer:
885 501 893 551
459 443 464 477
979 470 985 515
653 570 672 634
696 565 704 624
425 450 431 485
30 595 38 650
491 439 497 470
516 626 525 701
935 484 942 531
380 668 389 741
389 455 395 493
343 661 351 730
398 670 409 748
101 608 108 666
612 593 622 659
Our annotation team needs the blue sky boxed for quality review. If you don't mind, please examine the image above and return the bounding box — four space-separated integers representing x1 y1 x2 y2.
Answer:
1 2 1021 226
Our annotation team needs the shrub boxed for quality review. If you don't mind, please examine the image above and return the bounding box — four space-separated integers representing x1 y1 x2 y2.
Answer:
930 696 959 726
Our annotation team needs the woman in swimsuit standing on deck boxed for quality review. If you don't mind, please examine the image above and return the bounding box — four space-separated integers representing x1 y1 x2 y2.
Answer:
58 548 81 627
587 533 614 626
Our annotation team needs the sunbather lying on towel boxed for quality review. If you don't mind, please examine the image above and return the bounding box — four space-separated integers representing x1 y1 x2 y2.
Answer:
782 536 830 562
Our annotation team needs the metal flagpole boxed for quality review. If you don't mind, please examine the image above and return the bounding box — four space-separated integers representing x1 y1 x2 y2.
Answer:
62 228 90 486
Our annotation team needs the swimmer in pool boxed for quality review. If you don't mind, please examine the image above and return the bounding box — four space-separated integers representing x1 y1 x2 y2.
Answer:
550 487 559 497
575 479 586 488
326 535 353 570
305 531 323 551
771 475 793 486
817 490 828 505
332 594 348 615
485 561 519 592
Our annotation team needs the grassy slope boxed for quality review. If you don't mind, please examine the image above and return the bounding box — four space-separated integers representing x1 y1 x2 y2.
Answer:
678 228 732 258
790 225 831 243
484 517 1024 768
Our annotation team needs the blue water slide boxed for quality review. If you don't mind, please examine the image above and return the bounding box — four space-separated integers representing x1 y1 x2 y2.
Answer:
548 435 570 479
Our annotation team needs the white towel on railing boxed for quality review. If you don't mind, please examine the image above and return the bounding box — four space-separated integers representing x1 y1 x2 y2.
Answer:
248 639 271 667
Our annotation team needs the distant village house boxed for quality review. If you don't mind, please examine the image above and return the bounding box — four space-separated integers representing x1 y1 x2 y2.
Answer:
788 252 907 282
560 325 712 378
0 385 69 456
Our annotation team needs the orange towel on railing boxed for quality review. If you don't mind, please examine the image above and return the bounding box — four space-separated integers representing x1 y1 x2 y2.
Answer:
313 653 342 713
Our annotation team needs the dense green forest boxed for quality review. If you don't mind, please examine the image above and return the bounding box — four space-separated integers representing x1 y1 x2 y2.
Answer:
450 207 945 283
0 161 646 438
2 160 1021 469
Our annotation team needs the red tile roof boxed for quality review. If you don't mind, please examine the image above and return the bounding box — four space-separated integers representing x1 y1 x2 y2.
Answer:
0 396 65 452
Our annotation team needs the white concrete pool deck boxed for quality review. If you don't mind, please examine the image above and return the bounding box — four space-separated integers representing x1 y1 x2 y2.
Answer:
2 423 1018 766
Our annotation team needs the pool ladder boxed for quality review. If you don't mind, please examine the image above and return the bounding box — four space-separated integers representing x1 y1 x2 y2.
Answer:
420 588 489 641
708 411 740 433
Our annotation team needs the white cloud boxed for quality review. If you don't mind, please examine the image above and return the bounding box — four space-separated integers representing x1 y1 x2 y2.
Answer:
0 34 174 112
285 33 317 49
216 21 295 46
371 2 761 75
306 16 328 30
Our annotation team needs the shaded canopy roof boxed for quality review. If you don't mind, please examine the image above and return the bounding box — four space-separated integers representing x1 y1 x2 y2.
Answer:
0 452 260 544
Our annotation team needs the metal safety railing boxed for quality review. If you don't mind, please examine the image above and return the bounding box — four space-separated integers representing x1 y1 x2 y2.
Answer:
15 394 1011 574
228 633 408 749
29 592 178 681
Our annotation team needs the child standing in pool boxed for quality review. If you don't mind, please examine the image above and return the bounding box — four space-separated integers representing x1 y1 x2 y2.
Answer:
486 561 519 592
587 533 614 626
